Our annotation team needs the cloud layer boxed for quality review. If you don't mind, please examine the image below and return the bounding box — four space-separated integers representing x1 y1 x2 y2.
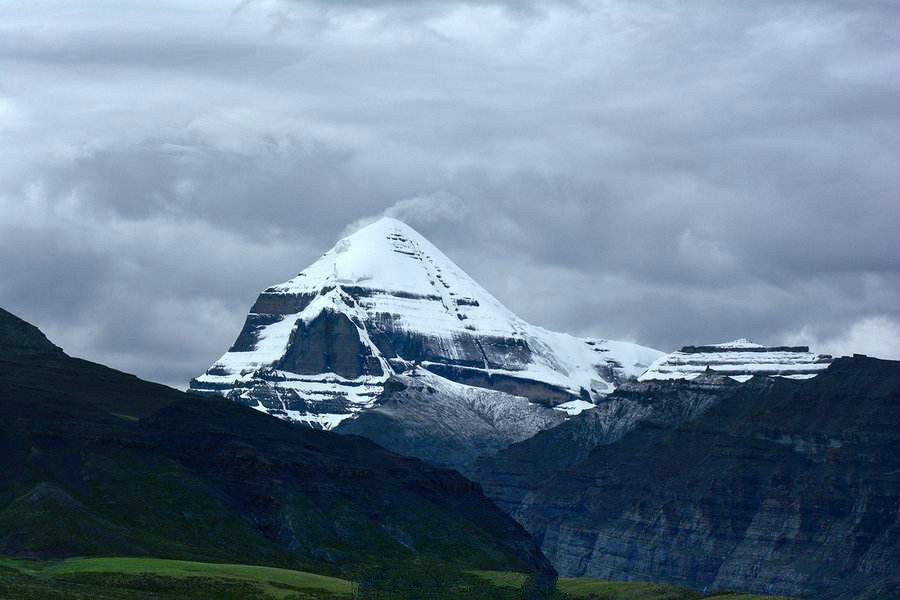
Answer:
1 0 898 387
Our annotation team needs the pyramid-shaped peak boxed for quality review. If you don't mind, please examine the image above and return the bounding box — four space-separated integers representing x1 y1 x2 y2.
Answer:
192 216 666 428
271 215 512 319
336 216 433 255
355 215 417 233
341 216 421 242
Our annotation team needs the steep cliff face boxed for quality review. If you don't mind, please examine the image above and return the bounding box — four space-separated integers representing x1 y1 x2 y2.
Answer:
473 373 739 518
190 217 662 428
492 357 900 599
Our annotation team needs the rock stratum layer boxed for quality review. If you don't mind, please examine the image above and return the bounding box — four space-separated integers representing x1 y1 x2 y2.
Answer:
190 217 662 428
474 372 739 517
476 357 900 599
639 338 832 382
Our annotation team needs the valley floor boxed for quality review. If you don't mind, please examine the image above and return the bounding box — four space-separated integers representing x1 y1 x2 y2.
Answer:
0 556 794 600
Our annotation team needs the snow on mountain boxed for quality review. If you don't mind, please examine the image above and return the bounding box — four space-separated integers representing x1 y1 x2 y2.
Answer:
336 367 566 473
190 217 663 428
637 338 832 382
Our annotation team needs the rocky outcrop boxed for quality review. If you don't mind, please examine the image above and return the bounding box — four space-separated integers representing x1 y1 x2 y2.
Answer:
336 368 565 475
190 217 662 428
639 338 832 382
279 307 383 378
473 372 739 518
486 357 900 599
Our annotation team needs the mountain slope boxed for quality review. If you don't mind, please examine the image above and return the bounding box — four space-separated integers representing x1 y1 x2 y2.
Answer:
190 217 662 428
0 307 553 588
492 357 900 599
473 372 739 518
335 367 566 474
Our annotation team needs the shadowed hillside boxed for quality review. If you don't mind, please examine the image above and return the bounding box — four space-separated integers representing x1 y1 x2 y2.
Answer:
0 307 553 597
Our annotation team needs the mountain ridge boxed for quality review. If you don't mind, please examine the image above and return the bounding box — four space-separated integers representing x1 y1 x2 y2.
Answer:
0 306 555 593
475 356 900 599
639 338 832 382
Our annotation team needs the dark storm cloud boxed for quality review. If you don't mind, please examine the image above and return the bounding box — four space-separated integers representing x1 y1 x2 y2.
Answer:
1 0 898 387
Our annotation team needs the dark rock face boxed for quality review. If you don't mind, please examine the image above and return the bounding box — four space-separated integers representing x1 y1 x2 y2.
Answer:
279 308 383 378
422 363 576 408
229 313 286 353
473 373 738 518
482 357 900 599
363 312 506 369
228 291 320 353
336 369 565 475
250 290 320 316
0 307 554 581
680 344 812 354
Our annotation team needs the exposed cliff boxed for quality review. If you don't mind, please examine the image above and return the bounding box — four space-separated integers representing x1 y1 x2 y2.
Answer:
474 372 739 518
486 357 900 599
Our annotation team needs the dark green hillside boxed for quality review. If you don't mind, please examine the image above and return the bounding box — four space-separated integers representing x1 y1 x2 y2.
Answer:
0 307 552 597
0 556 794 599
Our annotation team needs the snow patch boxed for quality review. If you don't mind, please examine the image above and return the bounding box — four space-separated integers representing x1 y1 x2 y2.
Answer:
639 340 831 382
554 399 597 416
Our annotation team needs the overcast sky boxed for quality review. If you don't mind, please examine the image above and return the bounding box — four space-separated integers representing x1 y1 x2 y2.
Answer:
1 0 898 387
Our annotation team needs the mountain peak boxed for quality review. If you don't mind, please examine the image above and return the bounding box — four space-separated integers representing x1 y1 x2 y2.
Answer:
340 215 424 248
191 220 663 428
360 214 416 231
271 215 515 324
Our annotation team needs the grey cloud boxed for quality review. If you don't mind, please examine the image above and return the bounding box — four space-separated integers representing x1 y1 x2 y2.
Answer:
1 0 898 388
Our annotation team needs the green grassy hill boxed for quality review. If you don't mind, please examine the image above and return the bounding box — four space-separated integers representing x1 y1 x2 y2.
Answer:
0 557 794 600
0 556 354 599
471 569 794 600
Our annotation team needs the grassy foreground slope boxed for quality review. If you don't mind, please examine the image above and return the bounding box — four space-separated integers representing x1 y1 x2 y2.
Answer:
472 570 794 600
554 578 791 600
0 556 354 599
0 557 794 600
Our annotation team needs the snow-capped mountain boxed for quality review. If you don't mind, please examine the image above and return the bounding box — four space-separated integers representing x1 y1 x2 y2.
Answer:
638 338 832 382
190 217 663 428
